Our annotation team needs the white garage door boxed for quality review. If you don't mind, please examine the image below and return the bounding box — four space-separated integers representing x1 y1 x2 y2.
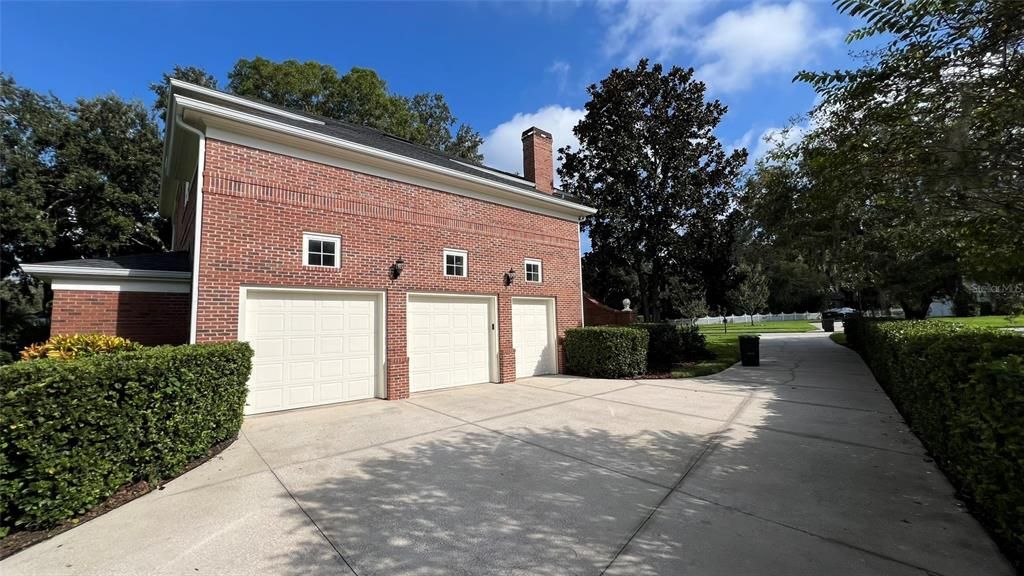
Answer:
408 295 492 393
512 298 556 378
244 291 379 414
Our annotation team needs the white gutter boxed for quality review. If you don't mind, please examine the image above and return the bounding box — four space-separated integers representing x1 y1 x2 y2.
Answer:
172 94 597 218
174 111 206 344
20 264 191 281
578 223 585 328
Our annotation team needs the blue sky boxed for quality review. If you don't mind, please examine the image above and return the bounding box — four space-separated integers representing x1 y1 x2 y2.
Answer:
3 1 861 250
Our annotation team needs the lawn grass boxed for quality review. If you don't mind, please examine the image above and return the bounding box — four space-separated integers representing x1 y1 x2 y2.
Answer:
698 319 819 335
829 332 848 347
929 315 1024 328
669 320 820 379
671 334 740 378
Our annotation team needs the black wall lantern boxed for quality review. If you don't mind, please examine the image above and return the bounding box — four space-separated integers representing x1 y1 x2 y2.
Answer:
503 267 516 286
390 257 405 280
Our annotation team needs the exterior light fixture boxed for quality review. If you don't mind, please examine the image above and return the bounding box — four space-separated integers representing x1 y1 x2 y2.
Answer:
390 257 405 280
504 267 516 286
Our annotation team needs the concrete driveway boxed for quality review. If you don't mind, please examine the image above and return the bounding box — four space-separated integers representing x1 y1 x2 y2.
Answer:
2 334 1013 575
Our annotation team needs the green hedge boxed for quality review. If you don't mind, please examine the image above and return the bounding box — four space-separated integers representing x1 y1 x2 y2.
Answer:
631 323 708 372
844 318 1024 567
564 327 648 378
0 342 252 535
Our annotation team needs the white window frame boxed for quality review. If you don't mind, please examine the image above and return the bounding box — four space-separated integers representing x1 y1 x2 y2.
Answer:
524 258 542 283
443 249 468 278
302 232 341 269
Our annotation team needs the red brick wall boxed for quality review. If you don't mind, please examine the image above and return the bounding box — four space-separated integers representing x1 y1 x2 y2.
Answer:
50 290 190 346
583 293 636 326
196 138 584 399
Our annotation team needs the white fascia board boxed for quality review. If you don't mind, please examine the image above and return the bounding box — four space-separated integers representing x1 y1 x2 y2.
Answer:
20 264 192 282
52 278 190 294
173 95 597 219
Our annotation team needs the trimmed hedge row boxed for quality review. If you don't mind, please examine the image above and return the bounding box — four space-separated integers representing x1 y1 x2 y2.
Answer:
631 323 708 371
844 318 1024 567
564 327 648 378
0 342 252 534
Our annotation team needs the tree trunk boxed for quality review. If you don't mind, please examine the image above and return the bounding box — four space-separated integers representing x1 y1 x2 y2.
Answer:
899 295 933 320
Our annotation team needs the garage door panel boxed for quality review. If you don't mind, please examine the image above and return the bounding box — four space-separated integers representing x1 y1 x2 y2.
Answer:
408 296 493 393
513 299 556 378
244 291 379 414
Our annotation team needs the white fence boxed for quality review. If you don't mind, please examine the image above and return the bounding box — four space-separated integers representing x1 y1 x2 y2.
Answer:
684 312 823 326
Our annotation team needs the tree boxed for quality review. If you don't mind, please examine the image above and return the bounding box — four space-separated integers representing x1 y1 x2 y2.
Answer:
742 125 961 319
796 0 1024 282
1 76 166 356
560 60 747 321
225 57 483 161
728 262 770 324
150 65 218 123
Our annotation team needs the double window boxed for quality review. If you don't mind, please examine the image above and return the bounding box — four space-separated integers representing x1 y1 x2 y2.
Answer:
303 233 340 268
444 249 467 277
524 258 542 283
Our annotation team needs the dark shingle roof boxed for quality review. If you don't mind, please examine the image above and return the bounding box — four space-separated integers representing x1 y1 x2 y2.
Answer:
27 252 191 272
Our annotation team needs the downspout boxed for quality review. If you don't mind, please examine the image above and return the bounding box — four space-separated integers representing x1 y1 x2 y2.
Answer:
578 220 585 327
175 110 206 344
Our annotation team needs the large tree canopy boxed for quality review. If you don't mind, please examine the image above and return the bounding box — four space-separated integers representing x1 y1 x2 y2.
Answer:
743 0 1023 318
1 75 166 355
561 60 747 321
795 0 1023 282
1 76 166 279
224 57 483 161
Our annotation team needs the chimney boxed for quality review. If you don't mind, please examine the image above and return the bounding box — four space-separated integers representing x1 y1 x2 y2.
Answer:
521 127 554 194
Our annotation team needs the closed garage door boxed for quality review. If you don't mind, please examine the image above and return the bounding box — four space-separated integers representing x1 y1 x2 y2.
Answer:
244 290 379 414
512 298 556 378
408 295 493 393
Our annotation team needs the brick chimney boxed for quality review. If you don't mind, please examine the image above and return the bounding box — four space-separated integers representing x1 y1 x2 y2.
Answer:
521 127 554 194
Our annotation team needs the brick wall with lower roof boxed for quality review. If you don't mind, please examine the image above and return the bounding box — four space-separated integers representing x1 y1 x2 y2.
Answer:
195 138 584 399
50 290 190 346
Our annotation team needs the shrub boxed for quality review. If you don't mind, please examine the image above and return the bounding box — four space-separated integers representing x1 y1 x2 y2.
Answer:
631 323 708 371
20 333 143 361
564 327 648 378
0 342 252 534
844 318 1024 567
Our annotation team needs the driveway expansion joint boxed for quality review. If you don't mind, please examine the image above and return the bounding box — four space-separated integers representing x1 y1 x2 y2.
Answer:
674 488 950 576
240 430 359 576
599 391 756 575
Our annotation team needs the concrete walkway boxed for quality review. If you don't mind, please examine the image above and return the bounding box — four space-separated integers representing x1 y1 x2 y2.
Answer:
2 333 1013 575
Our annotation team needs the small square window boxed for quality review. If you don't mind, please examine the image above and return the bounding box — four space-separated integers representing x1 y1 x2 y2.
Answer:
525 259 542 283
303 233 341 268
444 249 467 277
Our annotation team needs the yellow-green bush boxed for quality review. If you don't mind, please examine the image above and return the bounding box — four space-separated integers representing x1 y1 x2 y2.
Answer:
0 342 252 536
20 333 142 361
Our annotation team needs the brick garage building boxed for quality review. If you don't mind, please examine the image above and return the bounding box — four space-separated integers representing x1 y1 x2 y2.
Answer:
24 80 595 414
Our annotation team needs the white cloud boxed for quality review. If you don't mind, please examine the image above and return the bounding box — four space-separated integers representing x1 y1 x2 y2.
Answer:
601 0 707 62
547 60 571 93
599 1 841 92
480 105 585 186
730 128 756 154
750 120 813 161
696 2 842 92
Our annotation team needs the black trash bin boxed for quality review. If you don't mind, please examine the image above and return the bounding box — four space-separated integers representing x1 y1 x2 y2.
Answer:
739 335 760 366
822 318 835 332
